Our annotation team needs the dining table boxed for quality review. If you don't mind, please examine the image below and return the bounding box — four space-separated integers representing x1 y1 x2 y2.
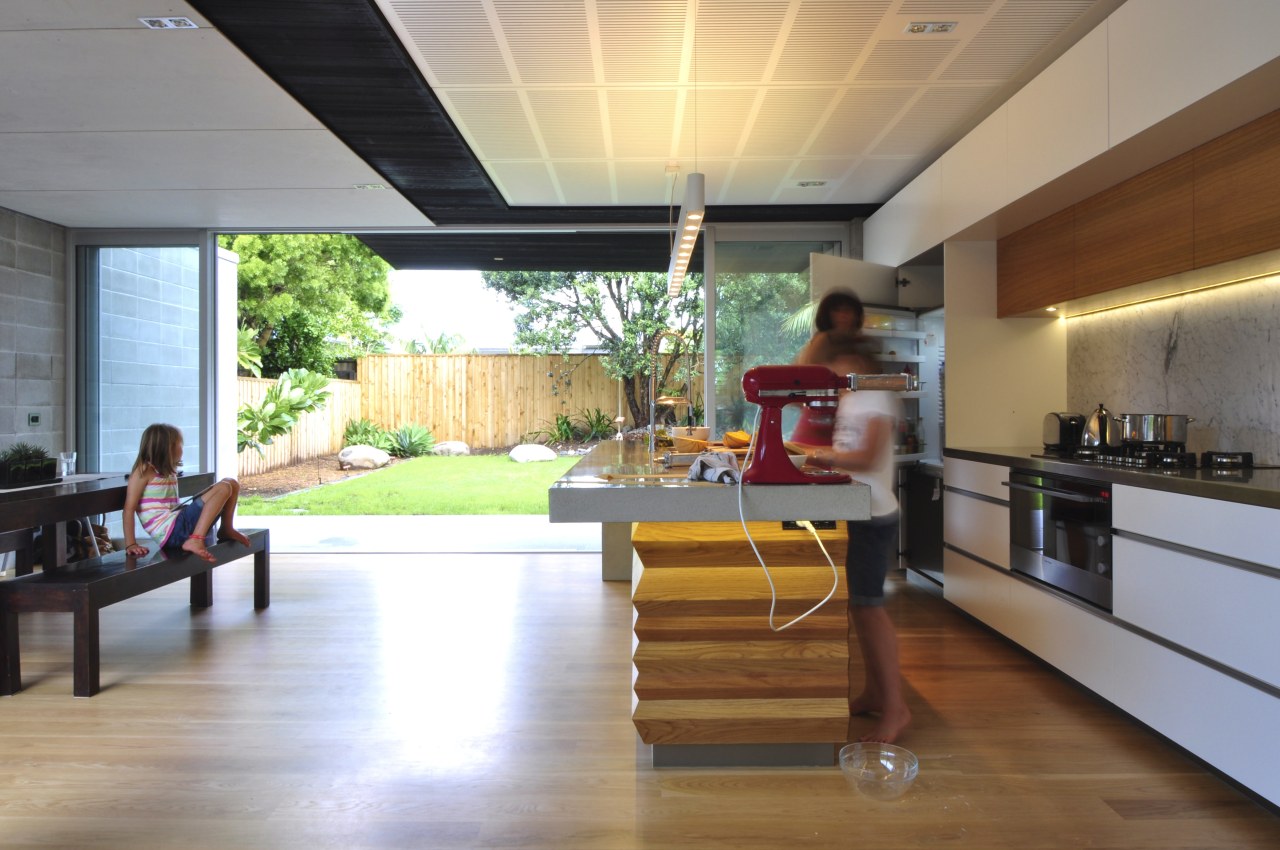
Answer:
0 472 215 571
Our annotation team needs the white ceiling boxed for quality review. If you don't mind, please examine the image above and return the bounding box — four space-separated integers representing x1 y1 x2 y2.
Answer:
0 0 431 230
379 0 1123 208
0 0 1124 231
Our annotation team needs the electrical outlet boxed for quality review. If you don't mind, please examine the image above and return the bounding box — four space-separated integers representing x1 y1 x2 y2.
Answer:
27 412 40 427
781 520 836 531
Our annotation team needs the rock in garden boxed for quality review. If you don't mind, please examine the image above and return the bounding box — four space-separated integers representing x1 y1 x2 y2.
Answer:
509 444 557 463
433 441 471 456
338 445 391 470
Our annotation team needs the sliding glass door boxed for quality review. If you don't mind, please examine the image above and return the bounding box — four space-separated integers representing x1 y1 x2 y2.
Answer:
75 238 208 473
705 225 846 436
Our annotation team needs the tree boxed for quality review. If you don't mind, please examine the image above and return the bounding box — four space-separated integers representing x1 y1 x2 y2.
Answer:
480 271 703 427
713 271 811 430
222 233 398 376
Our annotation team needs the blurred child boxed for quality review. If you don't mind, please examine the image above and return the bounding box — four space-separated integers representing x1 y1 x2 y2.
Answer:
122 423 250 563
803 331 912 744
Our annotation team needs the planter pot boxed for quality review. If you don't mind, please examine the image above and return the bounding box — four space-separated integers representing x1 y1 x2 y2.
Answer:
0 456 59 489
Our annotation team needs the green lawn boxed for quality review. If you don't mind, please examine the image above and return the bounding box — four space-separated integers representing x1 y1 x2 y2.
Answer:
237 454 582 515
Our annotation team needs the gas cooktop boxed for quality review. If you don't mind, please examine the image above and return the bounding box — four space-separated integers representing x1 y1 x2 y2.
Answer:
1034 448 1264 471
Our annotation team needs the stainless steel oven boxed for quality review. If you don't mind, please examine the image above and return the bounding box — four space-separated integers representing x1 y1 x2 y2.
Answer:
1008 469 1112 611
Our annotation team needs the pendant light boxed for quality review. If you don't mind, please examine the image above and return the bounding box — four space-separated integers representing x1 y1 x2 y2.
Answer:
666 172 704 296
667 1 703 297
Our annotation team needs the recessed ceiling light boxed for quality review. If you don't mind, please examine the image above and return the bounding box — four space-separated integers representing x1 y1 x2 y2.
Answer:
905 21 957 34
353 183 386 190
139 16 199 29
794 180 828 188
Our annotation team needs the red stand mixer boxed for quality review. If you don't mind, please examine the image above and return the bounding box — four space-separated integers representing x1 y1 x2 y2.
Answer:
740 364 918 485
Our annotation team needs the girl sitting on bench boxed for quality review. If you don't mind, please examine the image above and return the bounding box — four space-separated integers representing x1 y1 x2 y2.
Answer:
122 423 250 564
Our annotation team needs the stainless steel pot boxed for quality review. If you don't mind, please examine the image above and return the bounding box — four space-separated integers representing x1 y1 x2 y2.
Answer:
1115 413 1194 444
1082 403 1124 448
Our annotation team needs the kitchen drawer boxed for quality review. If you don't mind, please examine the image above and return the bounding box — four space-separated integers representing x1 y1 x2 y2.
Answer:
1112 485 1280 571
943 490 1009 569
1113 535 1280 689
943 457 1009 501
943 548 1012 633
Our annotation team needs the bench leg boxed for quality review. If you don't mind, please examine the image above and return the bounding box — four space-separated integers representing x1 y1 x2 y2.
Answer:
71 591 100 697
190 571 213 608
1 606 19 695
254 544 270 609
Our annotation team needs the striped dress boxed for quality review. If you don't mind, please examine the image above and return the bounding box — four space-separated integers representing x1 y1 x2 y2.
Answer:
138 473 181 545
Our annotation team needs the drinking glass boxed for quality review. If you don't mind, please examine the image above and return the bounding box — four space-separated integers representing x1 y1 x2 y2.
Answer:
59 451 76 477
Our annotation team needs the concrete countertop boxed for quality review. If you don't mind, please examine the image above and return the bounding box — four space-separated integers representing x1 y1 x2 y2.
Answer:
946 446 1280 511
548 441 871 523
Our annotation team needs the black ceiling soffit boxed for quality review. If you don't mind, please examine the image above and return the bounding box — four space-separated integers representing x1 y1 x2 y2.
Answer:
186 0 879 269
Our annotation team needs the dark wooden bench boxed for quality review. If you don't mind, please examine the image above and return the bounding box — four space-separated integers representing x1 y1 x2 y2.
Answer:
0 529 269 697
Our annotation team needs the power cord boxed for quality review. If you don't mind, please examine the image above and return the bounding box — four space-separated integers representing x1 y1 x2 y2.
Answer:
735 408 841 632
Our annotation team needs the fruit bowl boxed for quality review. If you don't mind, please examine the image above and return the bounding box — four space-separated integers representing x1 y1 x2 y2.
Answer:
838 742 919 801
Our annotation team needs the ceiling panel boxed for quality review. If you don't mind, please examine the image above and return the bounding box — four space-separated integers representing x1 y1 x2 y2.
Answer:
743 88 840 157
0 0 1129 268
773 0 888 83
528 90 609 159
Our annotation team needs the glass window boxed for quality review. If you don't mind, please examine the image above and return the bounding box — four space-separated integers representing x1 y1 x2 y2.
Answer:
710 238 839 436
77 243 204 473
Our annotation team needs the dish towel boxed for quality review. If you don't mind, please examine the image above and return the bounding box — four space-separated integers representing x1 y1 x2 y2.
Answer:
688 451 741 484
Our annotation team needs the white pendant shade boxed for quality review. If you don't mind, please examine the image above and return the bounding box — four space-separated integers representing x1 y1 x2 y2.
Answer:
667 172 705 296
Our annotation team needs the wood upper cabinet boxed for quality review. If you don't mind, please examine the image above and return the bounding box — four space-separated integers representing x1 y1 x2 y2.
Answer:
996 206 1074 317
997 108 1280 316
1074 151 1194 299
1193 109 1280 269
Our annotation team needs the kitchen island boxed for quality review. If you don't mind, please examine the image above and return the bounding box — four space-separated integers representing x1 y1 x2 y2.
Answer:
943 446 1280 806
549 441 868 766
549 440 869 580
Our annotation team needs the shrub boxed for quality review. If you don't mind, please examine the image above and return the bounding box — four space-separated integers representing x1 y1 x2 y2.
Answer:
577 407 616 440
343 418 393 452
525 413 582 444
237 368 332 455
388 424 435 458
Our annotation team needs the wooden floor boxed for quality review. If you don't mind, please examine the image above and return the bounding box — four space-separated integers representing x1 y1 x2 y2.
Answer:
1 553 1277 849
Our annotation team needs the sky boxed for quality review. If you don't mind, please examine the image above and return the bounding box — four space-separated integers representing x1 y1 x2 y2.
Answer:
386 269 520 351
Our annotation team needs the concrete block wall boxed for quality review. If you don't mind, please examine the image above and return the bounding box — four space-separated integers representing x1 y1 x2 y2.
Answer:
96 246 201 473
0 207 66 457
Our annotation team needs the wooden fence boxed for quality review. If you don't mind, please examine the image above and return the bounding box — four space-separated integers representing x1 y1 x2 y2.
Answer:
359 353 622 447
236 377 363 477
236 354 624 476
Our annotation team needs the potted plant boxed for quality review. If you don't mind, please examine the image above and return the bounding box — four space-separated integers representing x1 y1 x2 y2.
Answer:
0 442 59 489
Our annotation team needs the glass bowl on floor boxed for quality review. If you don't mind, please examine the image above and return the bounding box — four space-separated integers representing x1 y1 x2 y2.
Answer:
839 742 919 801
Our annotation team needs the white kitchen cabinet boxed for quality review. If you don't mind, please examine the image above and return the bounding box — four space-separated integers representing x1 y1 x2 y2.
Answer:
942 547 1011 633
942 456 1009 570
1113 484 1280 570
943 456 1008 501
1112 483 1280 690
1113 535 1280 689
943 490 1008 571
1005 24 1109 203
940 106 1008 239
1107 0 1280 148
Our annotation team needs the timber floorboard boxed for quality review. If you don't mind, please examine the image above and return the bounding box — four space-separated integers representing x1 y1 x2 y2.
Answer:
0 553 1275 849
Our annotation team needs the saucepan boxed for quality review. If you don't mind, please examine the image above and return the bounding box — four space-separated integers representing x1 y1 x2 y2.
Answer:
1114 413 1194 444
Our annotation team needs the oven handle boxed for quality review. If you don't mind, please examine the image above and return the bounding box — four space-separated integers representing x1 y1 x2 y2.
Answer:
1002 481 1109 504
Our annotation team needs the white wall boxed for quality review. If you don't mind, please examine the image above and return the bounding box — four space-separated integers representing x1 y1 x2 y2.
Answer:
943 241 1066 449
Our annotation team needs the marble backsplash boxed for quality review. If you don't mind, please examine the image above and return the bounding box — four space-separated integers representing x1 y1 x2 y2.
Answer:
1067 276 1280 464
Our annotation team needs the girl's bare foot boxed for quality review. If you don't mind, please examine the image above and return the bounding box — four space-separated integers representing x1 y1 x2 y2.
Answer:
217 528 251 547
849 691 882 716
858 705 912 744
181 536 216 563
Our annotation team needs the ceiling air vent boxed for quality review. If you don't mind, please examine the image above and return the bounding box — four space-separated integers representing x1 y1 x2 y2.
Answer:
904 22 957 34
139 17 199 30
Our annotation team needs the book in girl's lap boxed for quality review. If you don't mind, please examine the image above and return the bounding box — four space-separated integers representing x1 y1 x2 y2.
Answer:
122 423 250 564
